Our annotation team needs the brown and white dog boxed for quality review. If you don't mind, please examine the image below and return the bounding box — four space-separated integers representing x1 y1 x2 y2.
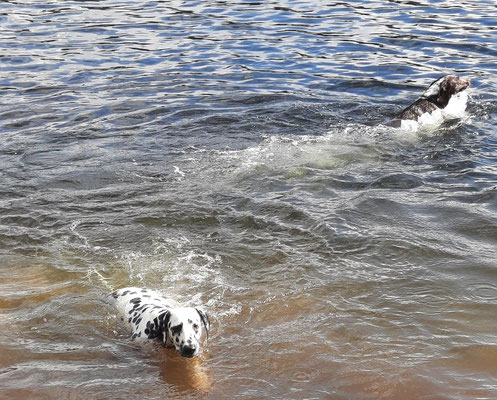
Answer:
392 75 471 130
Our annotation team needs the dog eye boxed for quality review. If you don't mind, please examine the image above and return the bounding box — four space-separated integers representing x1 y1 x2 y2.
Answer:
193 323 199 332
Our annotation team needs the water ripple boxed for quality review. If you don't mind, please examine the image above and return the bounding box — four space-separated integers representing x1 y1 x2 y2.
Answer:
467 283 497 301
1 0 497 399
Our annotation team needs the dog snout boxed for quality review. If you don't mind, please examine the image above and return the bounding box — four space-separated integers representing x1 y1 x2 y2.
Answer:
459 77 471 90
180 345 197 358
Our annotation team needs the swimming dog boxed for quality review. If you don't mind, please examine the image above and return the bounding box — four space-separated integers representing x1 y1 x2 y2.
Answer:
392 75 471 130
110 287 210 358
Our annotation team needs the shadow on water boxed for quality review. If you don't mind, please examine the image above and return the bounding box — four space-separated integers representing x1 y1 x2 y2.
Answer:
156 350 212 393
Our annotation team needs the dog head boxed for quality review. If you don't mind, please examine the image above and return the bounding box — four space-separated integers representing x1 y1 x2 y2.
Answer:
422 75 471 108
161 307 210 358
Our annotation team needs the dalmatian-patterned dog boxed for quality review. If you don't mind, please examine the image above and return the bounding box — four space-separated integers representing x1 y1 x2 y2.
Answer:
110 287 210 358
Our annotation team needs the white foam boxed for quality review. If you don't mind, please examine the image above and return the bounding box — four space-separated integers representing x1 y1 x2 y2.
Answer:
217 125 386 177
173 165 186 180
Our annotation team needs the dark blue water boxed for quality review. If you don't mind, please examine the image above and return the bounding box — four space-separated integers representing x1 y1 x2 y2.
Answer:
1 1 497 399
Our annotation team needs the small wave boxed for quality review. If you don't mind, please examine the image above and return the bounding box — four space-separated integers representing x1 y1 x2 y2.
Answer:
198 124 390 180
467 283 497 301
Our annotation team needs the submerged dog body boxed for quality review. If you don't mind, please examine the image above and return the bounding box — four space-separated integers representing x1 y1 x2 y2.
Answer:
110 287 210 358
392 75 471 130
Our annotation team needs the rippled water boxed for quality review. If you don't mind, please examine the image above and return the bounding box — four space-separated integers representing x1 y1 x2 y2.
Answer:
1 1 497 399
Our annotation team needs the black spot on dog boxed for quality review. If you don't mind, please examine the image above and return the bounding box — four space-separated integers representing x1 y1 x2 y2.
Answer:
171 323 183 336
130 297 141 304
122 290 129 296
144 320 159 339
159 311 171 345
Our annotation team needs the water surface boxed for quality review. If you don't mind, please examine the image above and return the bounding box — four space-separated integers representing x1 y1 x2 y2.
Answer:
1 1 497 399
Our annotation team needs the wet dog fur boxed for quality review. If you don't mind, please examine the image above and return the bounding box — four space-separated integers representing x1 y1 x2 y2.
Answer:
110 287 210 358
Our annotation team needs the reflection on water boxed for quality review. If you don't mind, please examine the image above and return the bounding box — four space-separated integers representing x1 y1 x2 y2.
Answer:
157 351 212 393
1 0 497 399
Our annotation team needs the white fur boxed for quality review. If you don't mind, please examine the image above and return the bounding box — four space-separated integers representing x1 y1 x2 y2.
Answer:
442 90 468 119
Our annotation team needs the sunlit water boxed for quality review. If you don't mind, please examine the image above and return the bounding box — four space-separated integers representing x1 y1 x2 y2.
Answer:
1 1 497 399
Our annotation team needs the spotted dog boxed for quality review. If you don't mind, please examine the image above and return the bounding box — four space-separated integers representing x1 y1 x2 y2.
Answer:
110 287 210 358
392 75 471 129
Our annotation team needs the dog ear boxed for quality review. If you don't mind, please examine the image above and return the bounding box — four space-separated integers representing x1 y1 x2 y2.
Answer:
423 77 443 99
437 78 452 107
196 308 210 339
159 311 171 346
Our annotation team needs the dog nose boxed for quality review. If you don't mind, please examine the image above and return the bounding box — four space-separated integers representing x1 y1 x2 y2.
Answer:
180 346 196 358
